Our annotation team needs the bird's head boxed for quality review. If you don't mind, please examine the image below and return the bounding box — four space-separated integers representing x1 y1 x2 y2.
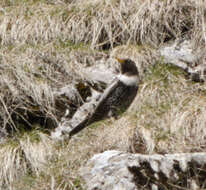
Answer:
115 57 140 86
115 57 139 76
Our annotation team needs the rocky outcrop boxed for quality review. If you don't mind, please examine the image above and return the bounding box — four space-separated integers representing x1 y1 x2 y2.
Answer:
160 39 206 81
81 150 206 190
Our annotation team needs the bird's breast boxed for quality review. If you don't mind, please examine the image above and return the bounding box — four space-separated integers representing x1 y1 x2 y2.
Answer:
117 74 139 86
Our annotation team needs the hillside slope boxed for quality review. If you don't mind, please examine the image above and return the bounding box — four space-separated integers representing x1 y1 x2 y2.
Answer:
0 0 206 189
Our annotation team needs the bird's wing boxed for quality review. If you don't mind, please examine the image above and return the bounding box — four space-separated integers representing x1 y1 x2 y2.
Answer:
88 78 121 122
54 78 121 138
62 79 121 137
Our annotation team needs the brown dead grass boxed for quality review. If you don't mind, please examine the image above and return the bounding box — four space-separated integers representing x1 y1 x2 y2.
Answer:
0 116 136 189
130 63 206 154
2 61 206 188
0 0 205 48
0 130 55 189
0 44 109 131
0 0 206 189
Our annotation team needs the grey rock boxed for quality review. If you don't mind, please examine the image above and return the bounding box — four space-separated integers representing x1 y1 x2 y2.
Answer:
70 50 118 91
160 39 198 67
81 150 206 190
81 150 137 190
160 39 206 81
55 85 84 106
80 60 118 90
54 84 84 119
51 88 99 140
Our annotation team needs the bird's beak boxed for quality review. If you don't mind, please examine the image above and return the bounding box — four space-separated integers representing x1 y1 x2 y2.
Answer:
115 57 124 64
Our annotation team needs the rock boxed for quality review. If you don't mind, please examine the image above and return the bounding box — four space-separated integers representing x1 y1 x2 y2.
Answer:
81 150 137 190
51 86 100 140
70 49 118 90
55 84 84 106
160 38 206 81
54 83 86 120
51 82 104 140
81 150 206 190
55 84 84 107
80 59 119 91
160 39 198 67
189 63 206 82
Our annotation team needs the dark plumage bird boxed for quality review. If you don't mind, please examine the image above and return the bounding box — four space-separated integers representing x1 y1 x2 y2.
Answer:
62 58 140 137
90 57 139 122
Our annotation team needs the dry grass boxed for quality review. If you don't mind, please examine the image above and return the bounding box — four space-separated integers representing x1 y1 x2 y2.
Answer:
0 117 136 189
0 45 67 130
0 130 55 189
130 63 206 154
0 0 206 189
0 44 109 131
1 57 206 188
0 0 205 48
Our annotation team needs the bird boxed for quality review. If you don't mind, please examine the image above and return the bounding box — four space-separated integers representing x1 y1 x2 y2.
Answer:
51 57 140 138
89 57 140 122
